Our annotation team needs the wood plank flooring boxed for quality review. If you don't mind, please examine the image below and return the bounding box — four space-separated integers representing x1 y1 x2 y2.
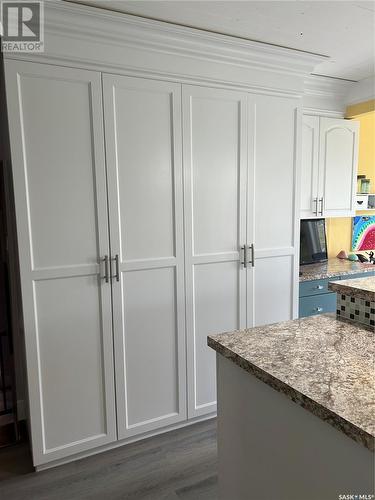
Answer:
0 419 218 500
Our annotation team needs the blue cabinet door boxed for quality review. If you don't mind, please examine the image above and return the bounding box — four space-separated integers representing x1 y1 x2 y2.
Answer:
299 293 337 318
300 279 331 297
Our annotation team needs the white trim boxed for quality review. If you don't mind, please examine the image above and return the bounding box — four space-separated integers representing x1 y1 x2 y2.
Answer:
345 76 375 106
4 1 325 96
303 74 355 116
36 413 216 472
303 107 345 119
304 74 354 99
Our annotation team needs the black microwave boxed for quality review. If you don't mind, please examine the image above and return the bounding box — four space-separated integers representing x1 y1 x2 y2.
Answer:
300 218 328 266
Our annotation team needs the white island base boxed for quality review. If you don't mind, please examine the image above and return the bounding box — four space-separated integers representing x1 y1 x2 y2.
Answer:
217 355 374 500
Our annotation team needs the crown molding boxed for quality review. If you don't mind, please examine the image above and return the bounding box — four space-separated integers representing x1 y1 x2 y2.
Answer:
5 0 327 96
345 76 375 106
303 74 356 115
302 107 345 118
49 1 326 75
304 74 354 99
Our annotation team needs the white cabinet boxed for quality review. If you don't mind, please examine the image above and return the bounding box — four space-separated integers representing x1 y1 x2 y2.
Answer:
301 116 320 219
102 74 187 438
300 116 359 218
6 62 300 464
251 95 299 327
182 85 248 418
183 88 300 418
319 118 359 217
5 61 117 466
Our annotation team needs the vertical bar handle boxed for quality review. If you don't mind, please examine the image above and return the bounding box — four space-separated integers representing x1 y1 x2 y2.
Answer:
249 243 255 267
313 197 318 216
115 254 120 282
102 255 109 283
319 197 324 216
240 246 247 268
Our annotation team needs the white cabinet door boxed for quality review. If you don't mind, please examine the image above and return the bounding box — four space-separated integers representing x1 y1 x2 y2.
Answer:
250 94 300 326
103 75 187 439
300 115 320 219
183 85 248 418
5 61 116 466
319 117 359 218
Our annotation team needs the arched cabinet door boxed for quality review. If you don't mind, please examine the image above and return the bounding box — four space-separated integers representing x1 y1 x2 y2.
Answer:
300 115 320 219
319 118 359 218
5 60 117 467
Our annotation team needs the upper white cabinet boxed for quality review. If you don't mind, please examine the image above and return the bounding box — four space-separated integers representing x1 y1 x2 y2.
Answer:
300 115 359 218
320 118 359 217
5 60 117 466
301 116 320 219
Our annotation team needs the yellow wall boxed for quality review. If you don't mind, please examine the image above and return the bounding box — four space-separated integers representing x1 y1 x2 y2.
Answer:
326 99 375 257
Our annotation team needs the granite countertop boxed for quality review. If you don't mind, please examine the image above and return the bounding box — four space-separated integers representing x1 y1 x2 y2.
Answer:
208 314 375 451
329 276 375 303
299 258 375 282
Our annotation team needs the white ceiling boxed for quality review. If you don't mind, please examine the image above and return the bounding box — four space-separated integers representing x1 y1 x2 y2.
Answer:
66 0 375 81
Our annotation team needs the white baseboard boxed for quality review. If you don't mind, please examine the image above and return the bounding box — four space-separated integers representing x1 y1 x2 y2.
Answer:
36 413 216 472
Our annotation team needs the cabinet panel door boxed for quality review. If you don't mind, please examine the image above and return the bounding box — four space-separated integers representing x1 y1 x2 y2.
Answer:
103 75 186 439
319 118 359 217
299 293 337 318
300 115 320 219
183 85 247 418
5 61 116 466
249 94 300 325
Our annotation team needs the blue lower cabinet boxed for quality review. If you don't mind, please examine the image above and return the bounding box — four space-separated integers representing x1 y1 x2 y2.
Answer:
299 279 330 297
299 292 337 318
299 270 375 318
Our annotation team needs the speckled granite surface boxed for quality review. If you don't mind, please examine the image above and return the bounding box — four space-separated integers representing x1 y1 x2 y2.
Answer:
208 314 375 451
299 258 375 282
329 276 375 302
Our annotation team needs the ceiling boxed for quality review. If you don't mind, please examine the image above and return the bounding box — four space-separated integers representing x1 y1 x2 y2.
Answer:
66 0 375 81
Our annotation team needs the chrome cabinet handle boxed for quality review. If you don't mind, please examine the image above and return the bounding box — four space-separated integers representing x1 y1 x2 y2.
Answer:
115 254 120 282
250 243 255 267
318 197 324 216
313 197 318 215
315 307 323 313
111 254 120 282
316 285 324 290
240 246 247 268
241 244 255 268
102 255 109 283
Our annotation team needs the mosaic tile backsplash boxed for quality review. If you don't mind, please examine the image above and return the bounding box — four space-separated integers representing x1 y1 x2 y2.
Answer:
336 294 375 329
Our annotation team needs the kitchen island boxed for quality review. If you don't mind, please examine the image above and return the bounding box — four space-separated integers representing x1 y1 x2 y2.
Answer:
208 314 375 500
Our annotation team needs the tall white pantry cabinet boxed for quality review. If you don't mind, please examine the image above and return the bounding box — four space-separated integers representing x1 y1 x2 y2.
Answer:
4 1 324 468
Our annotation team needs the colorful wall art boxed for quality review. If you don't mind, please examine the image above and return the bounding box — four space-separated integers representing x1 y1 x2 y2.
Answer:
352 216 375 251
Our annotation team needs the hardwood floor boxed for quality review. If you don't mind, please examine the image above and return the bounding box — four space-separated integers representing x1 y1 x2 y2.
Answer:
0 419 218 500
